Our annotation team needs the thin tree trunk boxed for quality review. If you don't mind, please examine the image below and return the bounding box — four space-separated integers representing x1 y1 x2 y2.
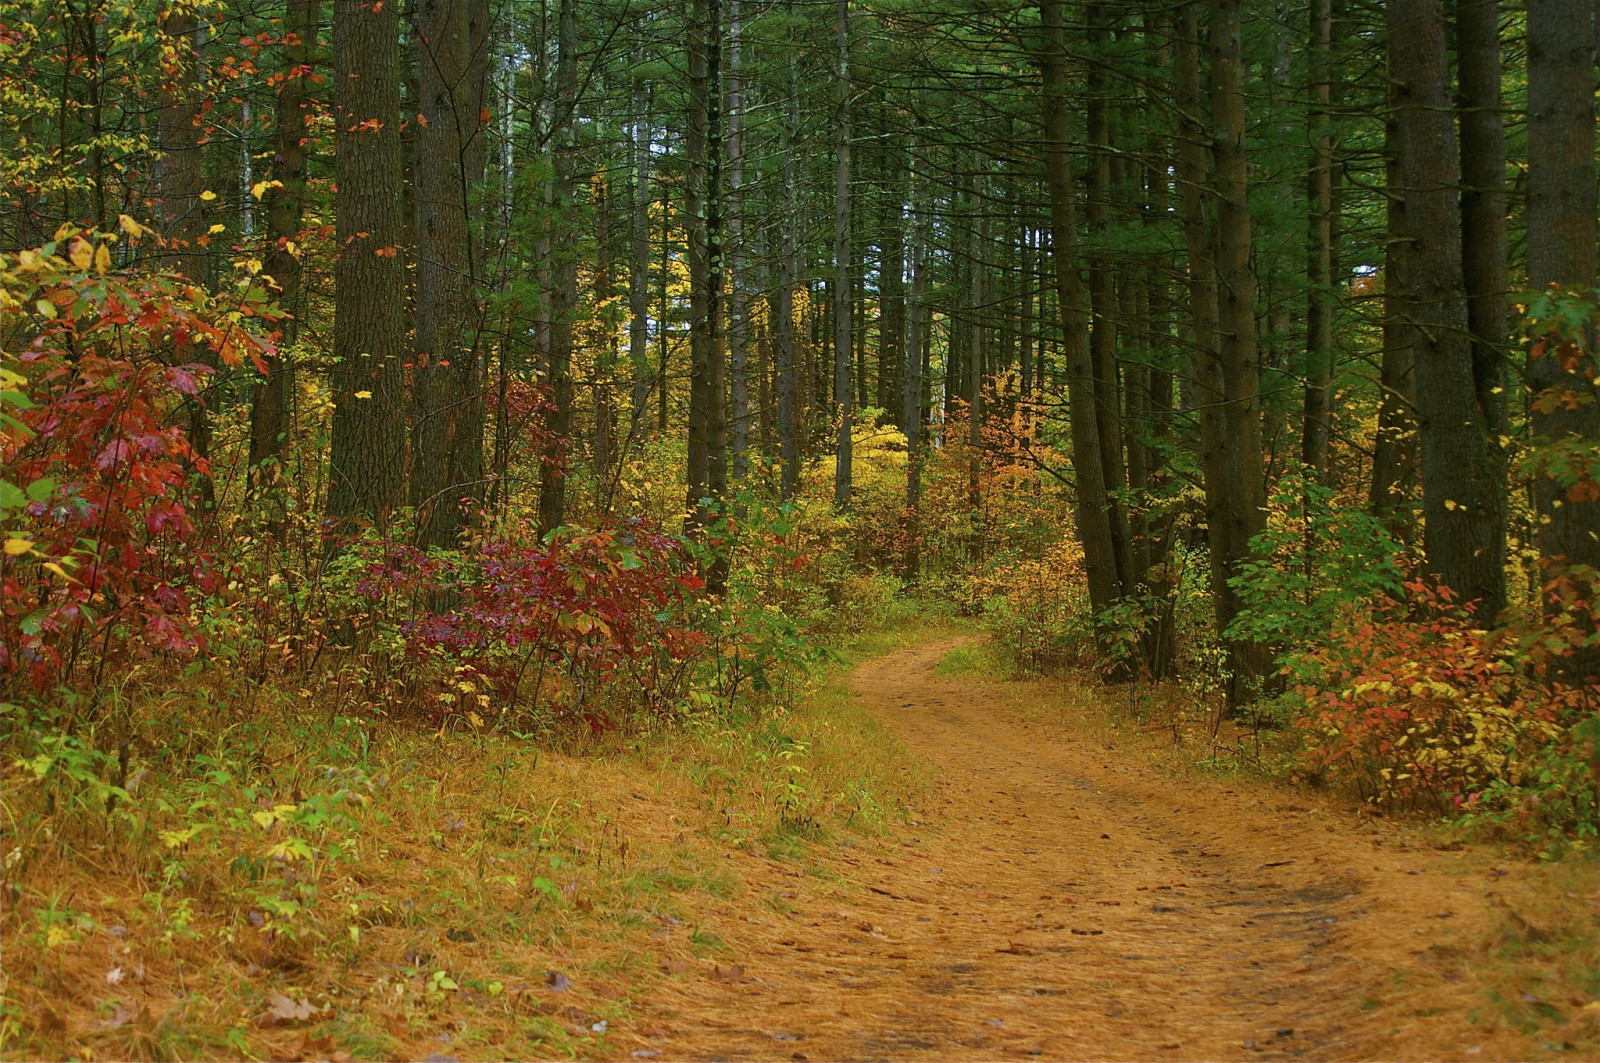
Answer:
249 0 316 499
1301 0 1335 477
727 0 750 483
832 0 853 508
1455 0 1509 576
629 67 653 441
537 0 579 536
1370 87 1418 530
903 140 926 582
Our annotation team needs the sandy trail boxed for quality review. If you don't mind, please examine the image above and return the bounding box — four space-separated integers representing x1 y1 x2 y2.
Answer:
635 637 1551 1061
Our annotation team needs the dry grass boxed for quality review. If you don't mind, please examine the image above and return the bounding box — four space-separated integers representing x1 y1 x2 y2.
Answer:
0 623 942 1062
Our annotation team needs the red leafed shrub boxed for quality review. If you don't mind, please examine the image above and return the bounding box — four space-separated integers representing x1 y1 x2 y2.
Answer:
1 230 276 692
358 521 707 719
1288 580 1594 813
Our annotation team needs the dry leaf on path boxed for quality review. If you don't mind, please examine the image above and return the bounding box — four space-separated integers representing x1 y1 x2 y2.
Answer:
257 992 323 1027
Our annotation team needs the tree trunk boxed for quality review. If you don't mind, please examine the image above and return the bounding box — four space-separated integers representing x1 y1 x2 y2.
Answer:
328 0 407 528
1209 0 1271 695
537 0 579 536
1370 83 1418 529
1455 0 1509 573
904 141 926 582
832 0 853 509
727 0 750 484
1389 0 1507 616
1526 0 1599 675
159 7 214 487
412 0 490 550
967 167 987 564
1042 0 1124 635
1175 0 1232 672
1301 0 1334 477
778 46 802 499
628 70 653 443
249 0 316 499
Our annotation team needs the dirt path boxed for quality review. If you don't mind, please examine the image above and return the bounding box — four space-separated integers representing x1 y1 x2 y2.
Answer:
632 638 1583 1061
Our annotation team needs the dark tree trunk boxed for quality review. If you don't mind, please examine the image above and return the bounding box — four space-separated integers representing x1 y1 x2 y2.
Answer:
249 0 317 499
727 0 750 484
1301 0 1335 477
1209 0 1271 696
1370 84 1418 530
1526 0 1599 677
1389 0 1507 616
903 142 926 582
412 0 491 549
1175 1 1232 653
329 0 408 528
1455 0 1509 574
1042 0 1124 639
832 0 853 508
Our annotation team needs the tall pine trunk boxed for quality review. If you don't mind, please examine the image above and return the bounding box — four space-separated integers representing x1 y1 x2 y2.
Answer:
832 0 853 508
1526 0 1599 677
328 0 407 529
1389 0 1506 617
1208 0 1270 697
412 0 490 549
1041 0 1124 642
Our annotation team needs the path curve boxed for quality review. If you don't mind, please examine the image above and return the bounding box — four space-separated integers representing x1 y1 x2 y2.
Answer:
640 637 1527 1061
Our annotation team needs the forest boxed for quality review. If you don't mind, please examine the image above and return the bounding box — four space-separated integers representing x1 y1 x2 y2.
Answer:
0 0 1596 1057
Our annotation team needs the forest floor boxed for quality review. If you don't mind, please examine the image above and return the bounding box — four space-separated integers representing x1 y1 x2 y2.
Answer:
623 635 1599 1063
6 628 1597 1062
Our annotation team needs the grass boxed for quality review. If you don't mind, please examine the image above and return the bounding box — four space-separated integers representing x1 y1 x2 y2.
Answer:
0 618 940 1061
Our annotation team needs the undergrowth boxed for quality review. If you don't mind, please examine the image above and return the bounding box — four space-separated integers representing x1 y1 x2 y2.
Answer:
0 619 936 1062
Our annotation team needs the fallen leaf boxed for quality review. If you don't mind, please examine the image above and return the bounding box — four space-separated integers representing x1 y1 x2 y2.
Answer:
257 991 323 1027
660 959 693 976
95 1003 139 1029
632 1052 661 1060
105 965 124 985
708 964 749 984
546 969 572 992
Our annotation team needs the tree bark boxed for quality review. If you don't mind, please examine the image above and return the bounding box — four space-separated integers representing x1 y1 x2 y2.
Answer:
1175 0 1233 672
832 0 853 509
412 0 491 550
329 0 408 528
1526 0 1599 675
1301 0 1335 477
1455 0 1509 574
904 141 927 582
1370 81 1418 530
1388 0 1506 616
628 70 653 442
249 0 317 498
1042 0 1124 635
727 0 750 483
537 0 579 536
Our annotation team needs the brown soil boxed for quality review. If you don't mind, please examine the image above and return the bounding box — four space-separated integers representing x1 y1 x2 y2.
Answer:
628 637 1599 1062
